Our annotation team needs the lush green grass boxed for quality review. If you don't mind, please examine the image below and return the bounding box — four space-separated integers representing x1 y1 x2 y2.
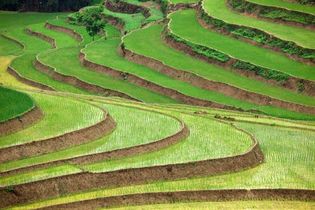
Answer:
202 0 315 49
4 26 87 94
0 12 61 32
30 20 175 103
0 86 34 122
168 9 315 81
0 36 22 56
248 0 315 15
10 114 315 209
108 201 315 210
0 99 182 184
0 92 104 148
123 24 315 118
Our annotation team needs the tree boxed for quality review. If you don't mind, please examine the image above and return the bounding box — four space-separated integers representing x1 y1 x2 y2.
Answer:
80 6 106 40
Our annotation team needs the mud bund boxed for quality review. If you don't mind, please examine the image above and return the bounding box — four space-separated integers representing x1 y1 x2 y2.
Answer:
0 106 43 137
0 111 116 163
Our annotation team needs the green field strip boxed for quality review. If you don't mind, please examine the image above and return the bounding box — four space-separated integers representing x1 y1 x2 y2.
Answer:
202 0 315 49
0 99 182 178
168 9 315 81
0 35 23 56
4 27 87 94
12 121 315 209
123 24 315 108
247 0 315 16
0 92 104 149
0 86 34 122
108 201 315 210
32 21 175 103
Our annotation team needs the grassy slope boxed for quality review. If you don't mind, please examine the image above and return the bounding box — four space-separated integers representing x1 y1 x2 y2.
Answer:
168 9 315 81
82 29 296 115
247 0 315 15
0 86 34 122
202 0 315 49
31 21 175 103
0 92 103 148
0 100 182 184
124 0 164 22
4 26 87 94
0 36 22 56
11 107 315 209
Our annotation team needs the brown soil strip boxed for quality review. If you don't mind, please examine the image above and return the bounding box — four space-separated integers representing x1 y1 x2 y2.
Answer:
0 106 43 137
164 27 315 97
105 0 150 18
196 4 315 66
43 189 315 210
1 34 55 91
0 121 264 208
0 113 188 177
0 109 116 163
7 66 54 91
79 50 241 111
167 2 198 12
121 42 315 115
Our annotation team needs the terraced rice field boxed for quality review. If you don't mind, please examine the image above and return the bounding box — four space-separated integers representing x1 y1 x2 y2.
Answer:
0 0 314 209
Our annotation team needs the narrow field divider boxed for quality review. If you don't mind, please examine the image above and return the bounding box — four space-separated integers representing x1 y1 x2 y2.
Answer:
0 106 43 137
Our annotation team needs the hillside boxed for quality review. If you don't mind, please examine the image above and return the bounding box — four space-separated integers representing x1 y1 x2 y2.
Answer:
0 0 314 209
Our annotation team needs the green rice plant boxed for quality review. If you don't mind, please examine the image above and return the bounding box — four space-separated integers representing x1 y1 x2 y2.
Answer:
9 117 315 209
123 24 315 118
83 112 253 173
0 100 182 180
168 9 315 81
0 92 104 148
202 0 315 50
0 86 34 122
108 201 315 210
